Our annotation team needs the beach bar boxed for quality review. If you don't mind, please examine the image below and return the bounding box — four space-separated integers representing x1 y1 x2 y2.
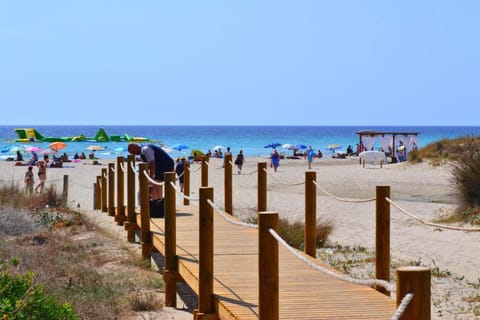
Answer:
357 130 420 163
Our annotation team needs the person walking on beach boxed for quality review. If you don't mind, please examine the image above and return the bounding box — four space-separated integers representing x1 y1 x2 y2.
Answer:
128 143 174 201
306 145 315 169
234 150 245 174
24 166 34 195
175 157 186 192
34 160 47 193
271 149 280 172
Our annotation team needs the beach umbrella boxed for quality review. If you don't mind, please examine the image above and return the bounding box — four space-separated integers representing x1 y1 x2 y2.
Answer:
86 145 106 151
295 144 307 150
25 146 41 152
264 142 281 149
213 145 225 152
282 143 296 150
50 141 67 151
41 149 57 155
327 144 341 152
172 143 189 151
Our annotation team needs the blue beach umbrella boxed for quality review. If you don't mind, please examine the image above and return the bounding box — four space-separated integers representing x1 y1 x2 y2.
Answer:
264 142 281 149
172 143 189 151
295 144 307 150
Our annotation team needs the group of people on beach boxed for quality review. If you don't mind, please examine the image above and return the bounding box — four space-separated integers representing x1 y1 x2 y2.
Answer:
24 160 47 195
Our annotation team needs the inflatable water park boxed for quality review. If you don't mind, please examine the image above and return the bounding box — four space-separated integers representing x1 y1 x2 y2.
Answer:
13 128 152 143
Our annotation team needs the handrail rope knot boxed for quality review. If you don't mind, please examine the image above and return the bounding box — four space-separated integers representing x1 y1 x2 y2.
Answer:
119 162 126 173
386 197 480 232
110 166 116 174
168 181 199 201
391 292 414 320
313 180 376 203
262 168 305 186
268 228 395 293
206 198 258 229
142 170 165 186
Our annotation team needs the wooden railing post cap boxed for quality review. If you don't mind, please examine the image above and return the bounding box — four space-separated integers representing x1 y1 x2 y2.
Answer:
397 266 430 273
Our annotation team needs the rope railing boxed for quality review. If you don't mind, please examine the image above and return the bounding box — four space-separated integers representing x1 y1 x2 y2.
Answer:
386 197 480 232
142 170 165 186
262 168 305 186
268 228 395 294
129 161 138 176
169 181 199 202
313 180 376 203
391 292 413 320
119 162 126 173
206 198 258 229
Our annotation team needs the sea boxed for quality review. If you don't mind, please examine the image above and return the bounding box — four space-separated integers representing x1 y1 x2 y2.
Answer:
1 125 480 160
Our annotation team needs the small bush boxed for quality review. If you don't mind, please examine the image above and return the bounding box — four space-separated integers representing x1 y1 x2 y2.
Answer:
452 149 480 210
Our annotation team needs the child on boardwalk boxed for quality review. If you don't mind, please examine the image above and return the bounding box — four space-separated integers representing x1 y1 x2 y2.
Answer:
24 166 34 195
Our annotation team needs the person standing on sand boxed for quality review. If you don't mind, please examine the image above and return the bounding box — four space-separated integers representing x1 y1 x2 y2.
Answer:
271 149 280 172
34 161 47 193
307 145 315 169
128 143 174 201
175 157 186 192
234 150 245 174
24 166 34 195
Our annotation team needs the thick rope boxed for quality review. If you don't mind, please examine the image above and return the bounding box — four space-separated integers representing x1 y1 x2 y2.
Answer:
268 228 395 293
168 181 199 201
142 170 165 186
110 166 116 174
263 168 305 186
391 292 414 320
206 198 258 229
119 162 126 173
129 161 138 176
313 180 376 203
386 197 480 232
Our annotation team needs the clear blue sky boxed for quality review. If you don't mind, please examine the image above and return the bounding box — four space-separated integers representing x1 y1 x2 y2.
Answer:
1 1 479 126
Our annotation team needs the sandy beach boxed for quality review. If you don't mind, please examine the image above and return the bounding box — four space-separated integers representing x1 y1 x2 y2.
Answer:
1 155 479 319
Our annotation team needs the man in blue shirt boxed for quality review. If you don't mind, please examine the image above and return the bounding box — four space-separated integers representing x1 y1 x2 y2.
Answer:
128 143 174 201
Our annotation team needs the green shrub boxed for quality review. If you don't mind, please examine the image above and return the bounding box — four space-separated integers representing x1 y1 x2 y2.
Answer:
0 260 79 320
452 149 480 210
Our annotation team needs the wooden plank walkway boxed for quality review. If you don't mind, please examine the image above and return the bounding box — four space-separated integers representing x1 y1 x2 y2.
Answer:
141 204 397 319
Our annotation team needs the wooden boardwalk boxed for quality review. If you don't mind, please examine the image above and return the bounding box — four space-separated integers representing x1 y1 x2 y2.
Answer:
142 204 397 320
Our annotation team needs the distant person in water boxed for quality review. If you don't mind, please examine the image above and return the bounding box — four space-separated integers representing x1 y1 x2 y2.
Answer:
128 143 174 201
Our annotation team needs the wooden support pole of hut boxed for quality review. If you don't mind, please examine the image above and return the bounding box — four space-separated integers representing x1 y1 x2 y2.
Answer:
101 168 107 213
396 266 431 320
183 160 190 206
258 162 267 213
259 211 279 320
224 153 233 214
62 174 68 206
376 185 390 296
115 156 125 225
138 163 152 261
108 163 115 217
126 154 136 242
201 156 209 187
93 176 102 210
305 171 317 258
194 186 216 319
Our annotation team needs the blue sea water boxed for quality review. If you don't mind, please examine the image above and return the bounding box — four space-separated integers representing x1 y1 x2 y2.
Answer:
1 125 480 160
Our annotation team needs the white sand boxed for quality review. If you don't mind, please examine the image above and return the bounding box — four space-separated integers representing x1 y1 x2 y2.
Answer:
2 156 479 318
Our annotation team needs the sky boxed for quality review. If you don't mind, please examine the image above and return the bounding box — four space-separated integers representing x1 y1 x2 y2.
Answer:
1 1 479 126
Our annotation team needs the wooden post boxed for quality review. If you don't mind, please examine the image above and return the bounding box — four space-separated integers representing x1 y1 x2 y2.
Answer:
127 154 136 242
108 163 115 216
196 187 215 318
224 153 233 214
376 185 390 295
139 163 151 261
164 171 179 306
62 174 68 206
258 162 267 213
95 176 101 210
115 156 125 225
259 211 279 320
396 266 431 320
201 156 208 187
101 168 107 213
305 171 317 258
183 160 190 206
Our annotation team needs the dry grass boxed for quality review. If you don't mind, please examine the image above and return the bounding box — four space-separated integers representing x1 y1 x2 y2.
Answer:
0 185 166 319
